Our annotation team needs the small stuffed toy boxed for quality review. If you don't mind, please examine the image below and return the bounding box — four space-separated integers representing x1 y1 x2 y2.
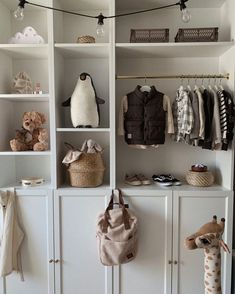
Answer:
62 72 105 128
10 111 48 151
12 72 33 94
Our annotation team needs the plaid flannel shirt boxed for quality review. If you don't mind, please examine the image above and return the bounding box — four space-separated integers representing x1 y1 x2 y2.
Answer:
172 87 194 142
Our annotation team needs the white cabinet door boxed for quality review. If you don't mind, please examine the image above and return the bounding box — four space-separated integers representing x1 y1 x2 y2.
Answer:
2 189 54 294
54 189 112 294
114 189 172 294
172 190 233 294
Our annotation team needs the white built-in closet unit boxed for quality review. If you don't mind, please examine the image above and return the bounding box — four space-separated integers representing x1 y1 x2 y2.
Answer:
0 0 234 293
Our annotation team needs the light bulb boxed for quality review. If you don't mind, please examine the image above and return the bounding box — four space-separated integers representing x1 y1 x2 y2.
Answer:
96 13 105 38
181 8 191 23
13 6 24 21
96 24 105 38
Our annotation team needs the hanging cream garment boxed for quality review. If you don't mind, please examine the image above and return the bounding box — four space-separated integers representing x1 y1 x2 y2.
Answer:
0 188 24 280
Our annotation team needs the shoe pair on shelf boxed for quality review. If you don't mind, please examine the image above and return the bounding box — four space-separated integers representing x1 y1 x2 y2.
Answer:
152 174 182 186
125 174 151 186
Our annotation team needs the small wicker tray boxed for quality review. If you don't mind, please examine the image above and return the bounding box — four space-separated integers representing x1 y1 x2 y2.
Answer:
130 29 169 43
175 27 218 42
186 171 214 187
77 35 96 43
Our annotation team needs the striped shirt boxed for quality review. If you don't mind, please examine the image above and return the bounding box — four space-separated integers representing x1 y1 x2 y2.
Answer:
217 90 227 141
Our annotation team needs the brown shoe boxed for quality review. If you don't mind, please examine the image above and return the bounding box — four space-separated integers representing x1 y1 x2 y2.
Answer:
125 174 142 186
136 174 151 185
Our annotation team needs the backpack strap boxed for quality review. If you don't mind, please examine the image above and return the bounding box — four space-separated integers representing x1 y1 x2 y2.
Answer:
102 189 130 233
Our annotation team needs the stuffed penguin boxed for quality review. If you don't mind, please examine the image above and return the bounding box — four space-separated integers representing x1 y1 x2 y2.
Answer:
62 73 105 128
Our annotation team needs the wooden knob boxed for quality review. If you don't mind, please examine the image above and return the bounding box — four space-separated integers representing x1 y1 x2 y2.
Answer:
55 259 60 263
174 261 178 265
49 259 54 263
168 260 172 264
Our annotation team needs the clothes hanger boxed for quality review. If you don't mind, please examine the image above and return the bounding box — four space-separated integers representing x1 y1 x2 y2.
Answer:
140 75 151 92
179 77 184 91
214 77 219 91
200 78 206 91
187 78 192 91
208 78 213 91
194 77 199 91
219 78 224 91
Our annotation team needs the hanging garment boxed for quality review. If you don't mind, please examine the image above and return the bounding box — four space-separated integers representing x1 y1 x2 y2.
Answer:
172 86 194 143
118 85 174 148
200 89 214 150
0 189 24 280
208 87 221 149
218 90 235 151
194 86 205 140
189 90 200 144
217 89 228 150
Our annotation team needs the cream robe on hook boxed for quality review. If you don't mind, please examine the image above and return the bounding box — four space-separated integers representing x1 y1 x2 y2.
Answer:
0 188 24 280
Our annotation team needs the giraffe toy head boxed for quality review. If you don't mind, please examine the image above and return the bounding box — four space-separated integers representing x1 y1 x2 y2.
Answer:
184 215 229 253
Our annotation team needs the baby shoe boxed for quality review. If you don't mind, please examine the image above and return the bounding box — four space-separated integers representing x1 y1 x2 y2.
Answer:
125 174 142 186
152 174 172 186
136 174 151 185
165 174 182 186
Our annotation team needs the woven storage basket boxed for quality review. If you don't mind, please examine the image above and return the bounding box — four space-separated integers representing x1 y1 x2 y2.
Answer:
68 152 105 188
77 35 96 43
186 171 214 187
130 29 169 43
175 27 218 42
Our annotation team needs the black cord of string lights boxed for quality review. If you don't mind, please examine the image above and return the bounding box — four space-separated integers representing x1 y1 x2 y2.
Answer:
15 0 190 25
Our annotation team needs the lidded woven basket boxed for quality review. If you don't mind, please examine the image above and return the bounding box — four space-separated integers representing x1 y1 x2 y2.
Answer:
186 171 214 187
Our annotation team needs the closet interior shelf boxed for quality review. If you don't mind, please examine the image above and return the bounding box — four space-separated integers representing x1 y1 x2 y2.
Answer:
116 73 230 80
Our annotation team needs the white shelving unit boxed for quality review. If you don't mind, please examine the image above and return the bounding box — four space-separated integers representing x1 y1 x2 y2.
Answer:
0 0 234 293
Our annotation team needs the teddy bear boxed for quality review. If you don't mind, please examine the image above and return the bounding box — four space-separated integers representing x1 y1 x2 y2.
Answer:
10 111 49 151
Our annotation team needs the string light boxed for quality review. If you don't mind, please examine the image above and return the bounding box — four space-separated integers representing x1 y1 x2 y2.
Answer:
13 0 191 37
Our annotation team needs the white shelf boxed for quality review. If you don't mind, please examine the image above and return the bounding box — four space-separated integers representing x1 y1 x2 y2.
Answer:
55 44 110 58
57 128 110 132
8 181 52 190
0 151 51 156
116 42 235 58
118 182 230 192
0 44 49 59
0 94 49 102
58 183 111 191
117 0 225 10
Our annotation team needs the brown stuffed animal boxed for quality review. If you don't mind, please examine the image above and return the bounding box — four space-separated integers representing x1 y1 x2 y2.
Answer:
10 111 49 151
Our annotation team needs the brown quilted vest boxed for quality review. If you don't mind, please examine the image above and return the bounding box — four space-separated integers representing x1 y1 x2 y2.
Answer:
124 86 166 145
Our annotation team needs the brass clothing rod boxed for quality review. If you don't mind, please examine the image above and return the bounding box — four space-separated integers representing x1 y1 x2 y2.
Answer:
116 73 230 80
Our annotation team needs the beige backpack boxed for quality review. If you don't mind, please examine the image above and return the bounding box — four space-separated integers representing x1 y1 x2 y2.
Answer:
96 189 138 266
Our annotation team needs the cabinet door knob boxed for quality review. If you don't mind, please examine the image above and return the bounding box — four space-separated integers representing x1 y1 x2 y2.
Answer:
49 259 54 263
168 260 172 264
55 259 60 263
174 261 178 265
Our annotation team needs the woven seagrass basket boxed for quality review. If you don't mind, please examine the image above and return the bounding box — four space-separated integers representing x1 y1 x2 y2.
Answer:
77 35 96 43
68 152 105 188
186 171 214 187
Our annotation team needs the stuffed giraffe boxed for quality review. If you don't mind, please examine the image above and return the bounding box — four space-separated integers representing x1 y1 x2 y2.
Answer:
185 216 230 294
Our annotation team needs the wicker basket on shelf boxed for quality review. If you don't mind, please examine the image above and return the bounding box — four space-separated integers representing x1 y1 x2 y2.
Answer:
186 171 214 187
68 152 105 187
77 35 96 43
130 29 169 43
175 27 218 42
